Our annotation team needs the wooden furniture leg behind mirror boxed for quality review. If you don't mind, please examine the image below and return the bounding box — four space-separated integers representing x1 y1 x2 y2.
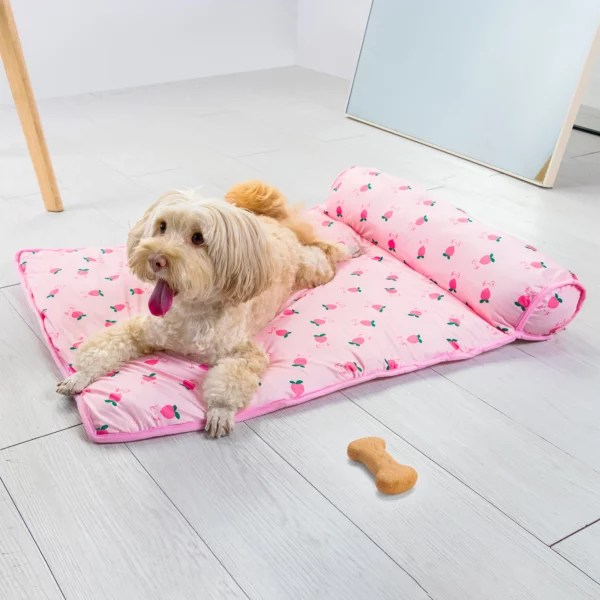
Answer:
0 0 63 212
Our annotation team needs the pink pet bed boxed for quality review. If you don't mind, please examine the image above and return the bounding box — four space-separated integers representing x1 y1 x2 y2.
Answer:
17 167 585 443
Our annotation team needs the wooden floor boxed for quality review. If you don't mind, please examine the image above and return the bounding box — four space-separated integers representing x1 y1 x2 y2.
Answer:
1 67 600 599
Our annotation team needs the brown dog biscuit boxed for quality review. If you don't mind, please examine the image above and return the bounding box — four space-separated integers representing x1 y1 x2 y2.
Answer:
347 437 418 495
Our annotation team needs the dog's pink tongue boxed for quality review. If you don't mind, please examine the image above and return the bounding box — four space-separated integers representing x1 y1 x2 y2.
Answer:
149 279 174 317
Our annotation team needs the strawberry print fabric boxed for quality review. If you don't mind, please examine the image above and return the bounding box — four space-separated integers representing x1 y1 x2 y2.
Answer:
16 167 585 443
327 167 585 339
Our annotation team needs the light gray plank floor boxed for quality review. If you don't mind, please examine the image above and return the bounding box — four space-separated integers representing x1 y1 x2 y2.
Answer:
2 284 42 338
0 480 63 600
0 193 128 288
0 292 79 450
246 394 600 600
129 426 428 600
432 345 600 472
0 427 247 600
0 66 599 598
555 521 600 585
341 369 600 544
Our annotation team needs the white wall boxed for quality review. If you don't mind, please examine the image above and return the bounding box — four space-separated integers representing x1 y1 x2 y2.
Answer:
8 0 592 110
582 53 600 110
297 0 600 116
296 0 371 80
0 0 296 103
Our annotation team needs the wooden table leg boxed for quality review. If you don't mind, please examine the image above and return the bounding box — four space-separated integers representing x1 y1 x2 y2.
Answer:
0 0 63 212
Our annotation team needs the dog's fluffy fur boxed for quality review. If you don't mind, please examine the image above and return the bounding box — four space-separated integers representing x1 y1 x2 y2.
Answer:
56 182 352 437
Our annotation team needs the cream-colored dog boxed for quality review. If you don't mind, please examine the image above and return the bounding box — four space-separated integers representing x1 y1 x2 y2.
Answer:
56 182 352 437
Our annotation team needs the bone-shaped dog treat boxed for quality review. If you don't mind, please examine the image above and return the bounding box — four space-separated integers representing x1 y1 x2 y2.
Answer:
347 437 418 495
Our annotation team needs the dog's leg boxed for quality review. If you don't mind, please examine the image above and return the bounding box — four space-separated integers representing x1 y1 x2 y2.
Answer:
203 341 268 438
56 315 155 396
295 240 358 289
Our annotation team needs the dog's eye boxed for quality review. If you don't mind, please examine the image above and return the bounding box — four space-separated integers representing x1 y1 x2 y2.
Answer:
191 232 204 246
159 221 167 233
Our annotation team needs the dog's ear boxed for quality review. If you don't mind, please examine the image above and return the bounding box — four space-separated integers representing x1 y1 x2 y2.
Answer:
127 191 189 259
210 207 275 306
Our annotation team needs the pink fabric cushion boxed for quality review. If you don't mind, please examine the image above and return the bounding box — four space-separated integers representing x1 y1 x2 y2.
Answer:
16 167 585 443
328 167 585 339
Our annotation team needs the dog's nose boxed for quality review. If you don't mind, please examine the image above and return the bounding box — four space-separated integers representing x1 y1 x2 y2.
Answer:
149 253 167 272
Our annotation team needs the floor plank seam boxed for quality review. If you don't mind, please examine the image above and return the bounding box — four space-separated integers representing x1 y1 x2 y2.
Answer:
513 341 599 380
549 547 600 587
322 133 368 143
342 391 569 542
0 286 45 341
128 167 180 179
0 286 58 353
429 365 600 478
231 154 268 174
94 157 174 182
0 423 81 453
342 393 600 589
124 443 252 600
89 203 126 230
4 187 72 202
572 149 600 159
235 147 285 159
551 517 600 547
0 476 68 600
244 420 435 600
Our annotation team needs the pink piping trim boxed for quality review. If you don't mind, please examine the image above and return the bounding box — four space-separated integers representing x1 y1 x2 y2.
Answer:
15 248 79 376
515 280 587 341
330 165 355 188
73 333 517 444
15 230 585 444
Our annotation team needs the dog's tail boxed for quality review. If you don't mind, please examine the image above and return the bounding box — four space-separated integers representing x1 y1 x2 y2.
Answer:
225 181 316 245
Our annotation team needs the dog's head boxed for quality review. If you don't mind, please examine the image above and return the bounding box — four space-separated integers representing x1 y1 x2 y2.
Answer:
127 190 274 315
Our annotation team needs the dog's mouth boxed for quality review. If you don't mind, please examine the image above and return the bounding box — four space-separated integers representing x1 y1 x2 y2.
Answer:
148 279 179 317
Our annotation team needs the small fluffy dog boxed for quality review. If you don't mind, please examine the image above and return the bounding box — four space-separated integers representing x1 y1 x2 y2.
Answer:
56 182 352 437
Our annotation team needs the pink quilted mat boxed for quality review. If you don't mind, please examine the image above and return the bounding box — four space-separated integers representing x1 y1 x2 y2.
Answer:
17 167 585 443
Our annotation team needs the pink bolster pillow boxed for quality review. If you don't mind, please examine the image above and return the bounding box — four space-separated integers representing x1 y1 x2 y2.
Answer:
327 167 585 339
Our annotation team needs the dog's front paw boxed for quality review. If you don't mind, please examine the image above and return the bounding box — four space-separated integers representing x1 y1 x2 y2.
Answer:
56 372 92 396
205 406 236 439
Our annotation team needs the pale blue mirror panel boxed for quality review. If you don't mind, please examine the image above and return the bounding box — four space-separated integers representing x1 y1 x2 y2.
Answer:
347 0 600 183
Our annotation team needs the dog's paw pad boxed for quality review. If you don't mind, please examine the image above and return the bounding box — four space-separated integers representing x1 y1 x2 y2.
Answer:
56 373 89 396
205 407 236 439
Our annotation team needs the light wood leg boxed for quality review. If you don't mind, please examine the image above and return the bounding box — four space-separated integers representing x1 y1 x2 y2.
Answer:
0 0 63 212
